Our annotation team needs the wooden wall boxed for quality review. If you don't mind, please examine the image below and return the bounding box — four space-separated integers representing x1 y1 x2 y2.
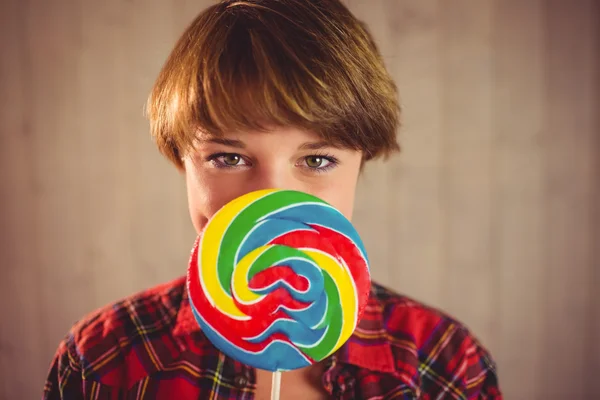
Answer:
0 0 598 398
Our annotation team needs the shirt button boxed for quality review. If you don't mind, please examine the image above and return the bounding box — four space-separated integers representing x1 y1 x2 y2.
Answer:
234 375 248 388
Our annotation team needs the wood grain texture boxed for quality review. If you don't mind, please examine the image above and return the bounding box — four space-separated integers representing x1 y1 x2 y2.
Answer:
590 3 600 397
540 1 598 397
0 1 598 399
492 1 547 397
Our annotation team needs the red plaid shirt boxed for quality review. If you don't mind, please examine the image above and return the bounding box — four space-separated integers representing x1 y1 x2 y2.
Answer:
43 277 502 399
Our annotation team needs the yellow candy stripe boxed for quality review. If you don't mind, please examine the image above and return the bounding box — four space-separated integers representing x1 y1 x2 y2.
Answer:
301 249 357 351
199 189 278 320
231 246 270 305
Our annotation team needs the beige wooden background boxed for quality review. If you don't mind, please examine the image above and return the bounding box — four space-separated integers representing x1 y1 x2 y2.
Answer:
1 0 598 399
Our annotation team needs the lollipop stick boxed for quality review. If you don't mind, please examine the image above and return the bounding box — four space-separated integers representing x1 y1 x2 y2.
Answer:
271 371 281 400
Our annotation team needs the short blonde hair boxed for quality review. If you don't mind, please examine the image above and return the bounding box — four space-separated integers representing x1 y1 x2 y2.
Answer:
146 0 401 170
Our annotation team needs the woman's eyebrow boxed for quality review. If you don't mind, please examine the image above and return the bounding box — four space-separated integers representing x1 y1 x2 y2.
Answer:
298 141 332 150
201 137 246 148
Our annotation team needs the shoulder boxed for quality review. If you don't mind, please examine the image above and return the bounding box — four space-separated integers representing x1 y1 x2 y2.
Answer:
372 281 473 347
371 282 502 398
52 277 187 387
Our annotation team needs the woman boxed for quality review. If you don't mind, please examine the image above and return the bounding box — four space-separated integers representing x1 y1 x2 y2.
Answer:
44 0 502 398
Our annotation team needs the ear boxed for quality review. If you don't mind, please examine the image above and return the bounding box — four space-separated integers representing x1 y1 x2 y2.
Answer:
178 156 187 174
172 143 187 173
359 156 366 173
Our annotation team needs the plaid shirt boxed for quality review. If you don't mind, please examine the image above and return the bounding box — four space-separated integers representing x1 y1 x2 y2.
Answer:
43 276 502 399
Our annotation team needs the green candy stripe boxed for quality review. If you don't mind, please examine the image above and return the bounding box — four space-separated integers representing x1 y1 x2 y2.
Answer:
217 190 328 293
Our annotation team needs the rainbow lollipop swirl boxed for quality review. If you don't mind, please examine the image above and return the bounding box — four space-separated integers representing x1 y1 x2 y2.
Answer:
186 189 371 371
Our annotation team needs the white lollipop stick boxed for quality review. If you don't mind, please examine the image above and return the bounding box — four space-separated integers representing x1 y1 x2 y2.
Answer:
271 371 281 400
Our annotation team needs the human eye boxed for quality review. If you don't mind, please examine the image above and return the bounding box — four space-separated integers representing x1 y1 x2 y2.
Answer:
206 152 250 169
300 153 339 172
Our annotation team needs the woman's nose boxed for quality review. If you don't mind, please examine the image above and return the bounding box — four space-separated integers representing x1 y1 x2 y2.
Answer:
246 165 301 193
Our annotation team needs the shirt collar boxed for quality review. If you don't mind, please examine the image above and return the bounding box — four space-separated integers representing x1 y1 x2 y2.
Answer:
173 280 396 375
172 277 200 338
332 285 396 374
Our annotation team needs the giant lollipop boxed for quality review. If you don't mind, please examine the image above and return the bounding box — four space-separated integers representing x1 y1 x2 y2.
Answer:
186 189 371 374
